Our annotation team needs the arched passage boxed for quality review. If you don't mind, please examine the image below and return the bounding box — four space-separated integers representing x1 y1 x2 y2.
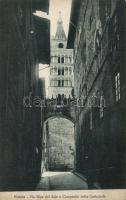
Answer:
44 115 75 124
41 116 75 173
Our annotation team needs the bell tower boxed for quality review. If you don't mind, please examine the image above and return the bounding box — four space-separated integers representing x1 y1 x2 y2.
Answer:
48 12 74 99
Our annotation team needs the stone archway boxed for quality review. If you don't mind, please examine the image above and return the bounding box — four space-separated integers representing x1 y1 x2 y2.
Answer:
42 116 75 172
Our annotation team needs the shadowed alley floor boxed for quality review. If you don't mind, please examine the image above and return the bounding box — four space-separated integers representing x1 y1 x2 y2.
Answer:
36 171 88 190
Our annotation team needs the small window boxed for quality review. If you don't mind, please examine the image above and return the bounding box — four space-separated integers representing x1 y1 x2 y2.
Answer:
58 57 60 63
58 68 61 75
62 68 64 75
115 72 120 102
62 80 64 87
58 43 64 48
61 57 64 63
58 80 61 87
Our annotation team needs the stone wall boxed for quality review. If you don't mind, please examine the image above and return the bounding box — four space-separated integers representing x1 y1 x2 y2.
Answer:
72 0 126 188
0 0 49 190
46 118 75 170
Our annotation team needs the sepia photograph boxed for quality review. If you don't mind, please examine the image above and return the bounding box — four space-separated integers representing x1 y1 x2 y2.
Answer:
0 0 126 197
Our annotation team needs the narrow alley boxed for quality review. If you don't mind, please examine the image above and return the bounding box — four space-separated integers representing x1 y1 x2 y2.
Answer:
0 0 126 192
36 172 88 190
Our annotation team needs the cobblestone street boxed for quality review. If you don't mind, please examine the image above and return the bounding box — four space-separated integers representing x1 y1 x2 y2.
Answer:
36 172 88 190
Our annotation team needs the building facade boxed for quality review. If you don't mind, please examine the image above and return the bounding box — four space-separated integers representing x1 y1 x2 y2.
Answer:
68 0 126 188
0 0 50 190
48 13 74 99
